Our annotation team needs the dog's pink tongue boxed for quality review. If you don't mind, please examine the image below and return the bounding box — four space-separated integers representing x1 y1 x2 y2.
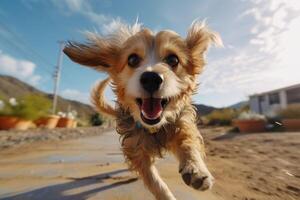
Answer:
141 98 162 119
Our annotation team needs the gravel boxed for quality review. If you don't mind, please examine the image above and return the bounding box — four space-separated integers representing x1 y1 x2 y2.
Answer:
0 127 112 150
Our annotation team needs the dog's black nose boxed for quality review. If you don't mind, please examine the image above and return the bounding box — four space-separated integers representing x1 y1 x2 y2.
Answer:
140 72 163 94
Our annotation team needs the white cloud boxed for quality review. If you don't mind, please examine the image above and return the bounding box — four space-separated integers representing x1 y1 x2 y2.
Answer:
60 0 85 12
60 83 117 105
51 0 112 30
60 88 90 104
19 0 300 107
0 51 41 85
196 0 300 106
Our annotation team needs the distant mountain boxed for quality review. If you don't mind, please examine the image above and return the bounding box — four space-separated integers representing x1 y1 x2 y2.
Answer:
193 101 249 116
0 75 96 121
193 104 217 116
228 101 249 109
0 75 223 120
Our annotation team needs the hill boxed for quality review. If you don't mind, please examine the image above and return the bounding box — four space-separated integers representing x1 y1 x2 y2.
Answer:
0 75 220 120
193 104 217 116
0 75 96 121
228 101 249 109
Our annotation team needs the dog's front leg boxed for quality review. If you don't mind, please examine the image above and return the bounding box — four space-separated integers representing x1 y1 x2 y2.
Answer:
169 124 214 191
122 135 176 200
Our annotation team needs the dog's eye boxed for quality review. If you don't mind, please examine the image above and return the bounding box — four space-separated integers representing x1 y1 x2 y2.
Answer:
128 54 141 68
164 54 179 67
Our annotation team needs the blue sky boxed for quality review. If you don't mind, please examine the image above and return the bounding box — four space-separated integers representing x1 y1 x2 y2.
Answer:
0 0 299 107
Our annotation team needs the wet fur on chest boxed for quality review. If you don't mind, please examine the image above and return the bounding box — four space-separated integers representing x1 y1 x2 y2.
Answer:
116 104 197 166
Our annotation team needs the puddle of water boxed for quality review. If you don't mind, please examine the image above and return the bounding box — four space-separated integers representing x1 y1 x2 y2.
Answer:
8 152 124 164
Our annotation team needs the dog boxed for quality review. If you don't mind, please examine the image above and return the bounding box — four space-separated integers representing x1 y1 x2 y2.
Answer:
63 20 222 200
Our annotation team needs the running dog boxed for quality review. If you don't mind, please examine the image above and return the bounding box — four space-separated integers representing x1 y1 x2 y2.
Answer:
63 20 222 200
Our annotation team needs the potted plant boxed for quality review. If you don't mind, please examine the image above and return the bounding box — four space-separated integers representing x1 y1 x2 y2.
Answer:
34 115 60 129
0 97 31 130
233 111 266 133
278 105 300 131
0 95 51 130
56 110 77 128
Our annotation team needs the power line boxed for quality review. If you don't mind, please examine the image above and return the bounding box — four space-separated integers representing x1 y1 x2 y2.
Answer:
0 35 53 75
0 13 82 96
0 18 78 81
0 12 57 73
0 31 78 88
0 19 66 74
0 20 55 68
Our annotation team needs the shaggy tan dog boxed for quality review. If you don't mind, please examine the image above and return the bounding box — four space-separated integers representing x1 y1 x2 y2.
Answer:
63 20 222 200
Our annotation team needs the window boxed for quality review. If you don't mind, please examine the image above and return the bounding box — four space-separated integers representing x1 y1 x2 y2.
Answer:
269 92 280 105
258 96 265 102
258 95 265 114
286 87 300 104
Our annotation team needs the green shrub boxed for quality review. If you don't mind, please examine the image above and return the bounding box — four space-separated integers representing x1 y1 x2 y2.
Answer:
0 95 52 120
0 99 10 116
77 119 90 127
205 108 239 126
237 111 266 120
90 113 104 126
240 104 250 112
278 104 300 119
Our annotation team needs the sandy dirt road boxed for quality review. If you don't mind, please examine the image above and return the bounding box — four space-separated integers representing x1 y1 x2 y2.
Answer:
0 128 299 200
0 129 220 200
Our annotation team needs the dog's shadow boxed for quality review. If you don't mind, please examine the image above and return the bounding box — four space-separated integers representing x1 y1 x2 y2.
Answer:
1 169 138 200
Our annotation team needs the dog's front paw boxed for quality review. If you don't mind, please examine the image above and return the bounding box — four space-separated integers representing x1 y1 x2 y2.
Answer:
179 161 214 191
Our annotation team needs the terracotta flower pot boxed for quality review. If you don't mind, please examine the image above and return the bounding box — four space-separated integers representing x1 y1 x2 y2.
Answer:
71 120 77 128
14 119 34 130
0 116 32 130
282 119 300 131
0 116 18 130
234 119 266 133
56 117 74 128
34 115 59 129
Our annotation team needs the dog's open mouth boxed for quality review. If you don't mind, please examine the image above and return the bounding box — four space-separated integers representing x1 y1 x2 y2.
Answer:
136 98 169 125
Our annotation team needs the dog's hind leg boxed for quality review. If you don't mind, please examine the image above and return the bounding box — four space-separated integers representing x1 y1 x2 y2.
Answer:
141 165 176 200
122 135 176 200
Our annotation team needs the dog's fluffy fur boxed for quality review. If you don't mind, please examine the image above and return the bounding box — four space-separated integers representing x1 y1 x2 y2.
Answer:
64 20 222 200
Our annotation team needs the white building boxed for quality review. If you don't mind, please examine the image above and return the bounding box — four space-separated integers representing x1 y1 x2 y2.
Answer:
249 83 300 117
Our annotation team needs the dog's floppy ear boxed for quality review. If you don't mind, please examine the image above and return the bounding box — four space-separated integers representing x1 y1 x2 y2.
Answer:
63 35 120 73
185 20 222 74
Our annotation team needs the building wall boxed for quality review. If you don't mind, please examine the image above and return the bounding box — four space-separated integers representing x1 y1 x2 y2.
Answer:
261 94 270 115
249 96 260 113
286 87 300 104
250 85 300 116
279 90 287 108
250 89 293 117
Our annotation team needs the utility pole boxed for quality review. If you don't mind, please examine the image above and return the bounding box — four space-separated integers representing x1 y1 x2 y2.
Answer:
52 41 65 114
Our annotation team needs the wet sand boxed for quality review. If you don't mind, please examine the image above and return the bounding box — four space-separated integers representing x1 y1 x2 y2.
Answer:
0 127 299 200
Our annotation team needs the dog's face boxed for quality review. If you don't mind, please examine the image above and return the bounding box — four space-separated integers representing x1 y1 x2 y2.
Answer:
118 29 195 128
64 21 221 128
